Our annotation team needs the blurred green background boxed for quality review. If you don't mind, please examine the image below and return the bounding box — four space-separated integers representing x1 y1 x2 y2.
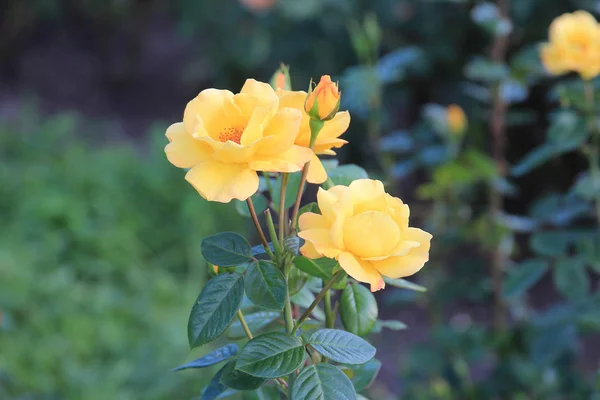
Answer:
1 0 600 399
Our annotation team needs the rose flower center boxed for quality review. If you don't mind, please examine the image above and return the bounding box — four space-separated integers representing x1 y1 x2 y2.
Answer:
218 127 243 144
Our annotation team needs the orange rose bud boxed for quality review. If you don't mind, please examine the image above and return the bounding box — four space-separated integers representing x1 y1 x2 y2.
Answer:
304 75 341 121
269 64 291 91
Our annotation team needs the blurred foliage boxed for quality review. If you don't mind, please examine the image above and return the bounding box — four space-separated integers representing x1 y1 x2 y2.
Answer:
2 0 600 398
0 108 248 400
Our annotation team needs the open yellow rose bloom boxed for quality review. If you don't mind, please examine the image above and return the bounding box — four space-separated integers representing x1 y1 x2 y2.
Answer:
277 89 350 184
298 179 432 292
165 79 312 203
541 11 600 80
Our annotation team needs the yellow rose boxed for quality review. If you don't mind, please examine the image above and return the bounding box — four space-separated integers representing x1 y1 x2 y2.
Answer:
277 89 350 184
541 11 600 80
446 104 467 136
165 79 312 203
304 75 341 121
298 179 432 292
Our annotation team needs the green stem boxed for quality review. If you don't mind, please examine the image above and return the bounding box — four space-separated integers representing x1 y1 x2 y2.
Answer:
279 173 289 247
283 263 295 334
237 309 253 339
322 286 334 363
290 133 319 232
584 81 600 226
265 209 283 260
246 198 275 260
293 270 345 332
324 286 334 329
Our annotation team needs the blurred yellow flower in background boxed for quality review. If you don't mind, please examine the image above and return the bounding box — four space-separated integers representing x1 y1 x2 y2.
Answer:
165 79 312 203
541 11 600 80
298 179 432 292
447 104 467 136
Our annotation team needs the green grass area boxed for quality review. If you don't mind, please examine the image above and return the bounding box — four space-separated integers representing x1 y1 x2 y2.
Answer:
0 110 248 400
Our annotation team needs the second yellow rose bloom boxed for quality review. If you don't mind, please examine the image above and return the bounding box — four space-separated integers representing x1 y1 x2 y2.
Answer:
298 179 432 292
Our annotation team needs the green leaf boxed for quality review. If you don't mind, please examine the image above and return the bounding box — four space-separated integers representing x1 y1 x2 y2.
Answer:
502 259 549 300
271 172 302 213
530 231 571 257
235 194 268 218
251 243 276 257
236 332 306 378
188 273 244 348
471 2 512 36
340 284 378 336
294 256 337 280
554 257 590 301
383 277 426 292
220 360 267 390
347 359 381 391
306 329 376 364
284 235 301 254
546 110 587 149
243 386 281 400
328 164 369 186
575 235 600 274
373 320 407 333
572 173 600 201
291 364 357 400
530 323 577 366
173 344 238 371
201 366 228 400
227 311 280 340
510 143 557 177
464 57 509 82
201 232 254 266
332 272 348 290
288 266 308 296
244 261 287 310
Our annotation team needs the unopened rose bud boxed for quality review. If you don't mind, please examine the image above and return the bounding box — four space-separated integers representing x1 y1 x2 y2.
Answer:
304 75 341 121
270 64 291 91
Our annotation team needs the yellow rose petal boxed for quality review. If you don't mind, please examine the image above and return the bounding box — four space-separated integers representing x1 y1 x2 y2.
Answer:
184 89 234 134
165 123 212 168
371 228 432 278
317 111 351 141
317 186 353 222
255 107 303 156
299 241 323 259
212 140 257 163
185 161 259 203
297 228 342 259
241 107 270 146
338 252 385 292
343 211 400 259
306 154 328 184
241 79 279 110
298 212 329 231
249 145 312 173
